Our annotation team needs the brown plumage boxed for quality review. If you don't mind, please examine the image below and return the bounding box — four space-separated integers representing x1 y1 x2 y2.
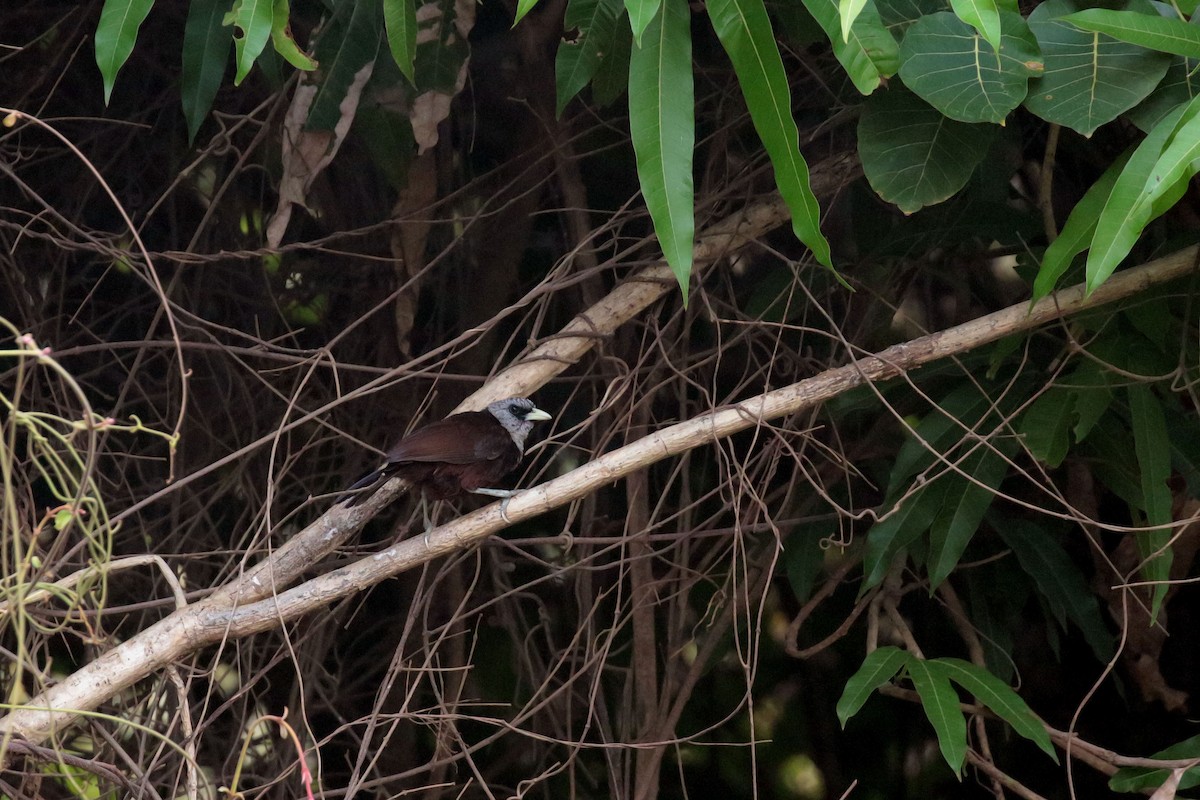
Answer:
343 398 552 507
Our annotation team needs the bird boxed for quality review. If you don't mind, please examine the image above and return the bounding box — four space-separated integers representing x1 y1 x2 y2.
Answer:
343 397 552 531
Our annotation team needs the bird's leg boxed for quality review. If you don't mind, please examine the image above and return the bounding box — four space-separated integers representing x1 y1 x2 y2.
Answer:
421 497 435 547
471 488 516 523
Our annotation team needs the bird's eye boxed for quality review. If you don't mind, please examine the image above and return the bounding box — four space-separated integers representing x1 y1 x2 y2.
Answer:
509 403 524 416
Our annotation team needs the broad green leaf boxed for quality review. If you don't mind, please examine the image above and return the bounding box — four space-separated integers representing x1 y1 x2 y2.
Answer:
898 11 1042 124
383 0 418 81
271 0 317 71
840 0 869 41
709 0 834 269
1063 8 1200 58
226 0 274 86
1128 384 1173 622
1110 734 1200 793
181 0 232 142
927 443 1012 589
949 0 1001 53
515 0 541 25
556 0 624 116
1127 50 1200 132
629 0 695 301
307 0 381 131
1086 98 1196 292
1018 386 1073 467
801 0 900 94
836 646 910 725
933 658 1058 761
627 0 664 44
592 13 633 105
908 659 967 775
998 517 1115 662
1031 149 1130 301
95 0 156 103
863 479 951 588
858 88 997 214
876 0 950 32
1024 0 1171 137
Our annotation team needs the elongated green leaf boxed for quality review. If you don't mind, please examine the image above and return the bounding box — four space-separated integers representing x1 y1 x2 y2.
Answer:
949 0 1000 53
515 0 541 25
888 383 994 498
1031 149 1130 301
592 13 633 106
271 0 317 71
227 0 274 85
181 0 231 142
840 0 869 41
1018 387 1073 467
859 88 996 214
927 444 1011 589
1086 98 1197 292
933 658 1058 761
1065 359 1113 441
898 11 1042 124
998 517 1115 662
801 0 899 94
836 646 910 725
1128 384 1173 622
909 659 967 775
629 0 695 301
709 0 833 269
383 0 417 81
556 0 624 116
627 0 664 44
1063 8 1200 59
307 0 381 131
1110 735 1200 793
1025 0 1170 137
864 479 950 588
95 0 156 103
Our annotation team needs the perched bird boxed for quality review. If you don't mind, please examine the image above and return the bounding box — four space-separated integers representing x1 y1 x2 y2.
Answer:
343 398 552 527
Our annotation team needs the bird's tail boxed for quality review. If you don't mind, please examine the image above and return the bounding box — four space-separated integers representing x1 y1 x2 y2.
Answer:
341 466 385 506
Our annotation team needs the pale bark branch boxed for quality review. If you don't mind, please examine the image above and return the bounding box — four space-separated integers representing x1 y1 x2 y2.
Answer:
2 214 1194 758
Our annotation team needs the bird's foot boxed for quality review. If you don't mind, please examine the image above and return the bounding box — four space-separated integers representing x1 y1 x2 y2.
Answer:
499 495 513 524
472 488 516 523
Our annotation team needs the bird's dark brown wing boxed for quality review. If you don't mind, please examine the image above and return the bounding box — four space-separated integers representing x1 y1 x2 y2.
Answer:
385 411 510 464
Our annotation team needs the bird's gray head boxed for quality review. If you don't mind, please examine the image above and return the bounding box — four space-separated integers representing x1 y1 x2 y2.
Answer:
486 397 553 451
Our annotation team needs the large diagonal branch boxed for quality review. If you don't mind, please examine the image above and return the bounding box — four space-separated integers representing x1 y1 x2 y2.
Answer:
3 243 1196 752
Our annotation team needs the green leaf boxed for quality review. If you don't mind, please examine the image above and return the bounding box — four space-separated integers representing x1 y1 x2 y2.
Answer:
1063 8 1200 59
1024 0 1171 137
1065 359 1113 442
592 13 633 106
629 0 695 302
933 658 1058 762
95 0 156 103
1031 149 1130 301
307 0 381 131
1128 384 1174 622
1127 48 1200 133
800 0 900 94
556 0 624 116
876 0 950 32
1018 387 1073 468
840 0 869 42
383 0 418 81
1110 734 1200 793
836 646 910 725
181 0 232 142
898 11 1042 124
226 0 274 86
858 87 997 214
927 444 1012 589
515 0 542 25
709 0 834 269
627 0 664 44
998 517 1115 662
786 519 836 602
271 0 317 71
908 659 967 775
949 0 1000 52
1085 98 1195 292
863 479 951 588
888 383 994 497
